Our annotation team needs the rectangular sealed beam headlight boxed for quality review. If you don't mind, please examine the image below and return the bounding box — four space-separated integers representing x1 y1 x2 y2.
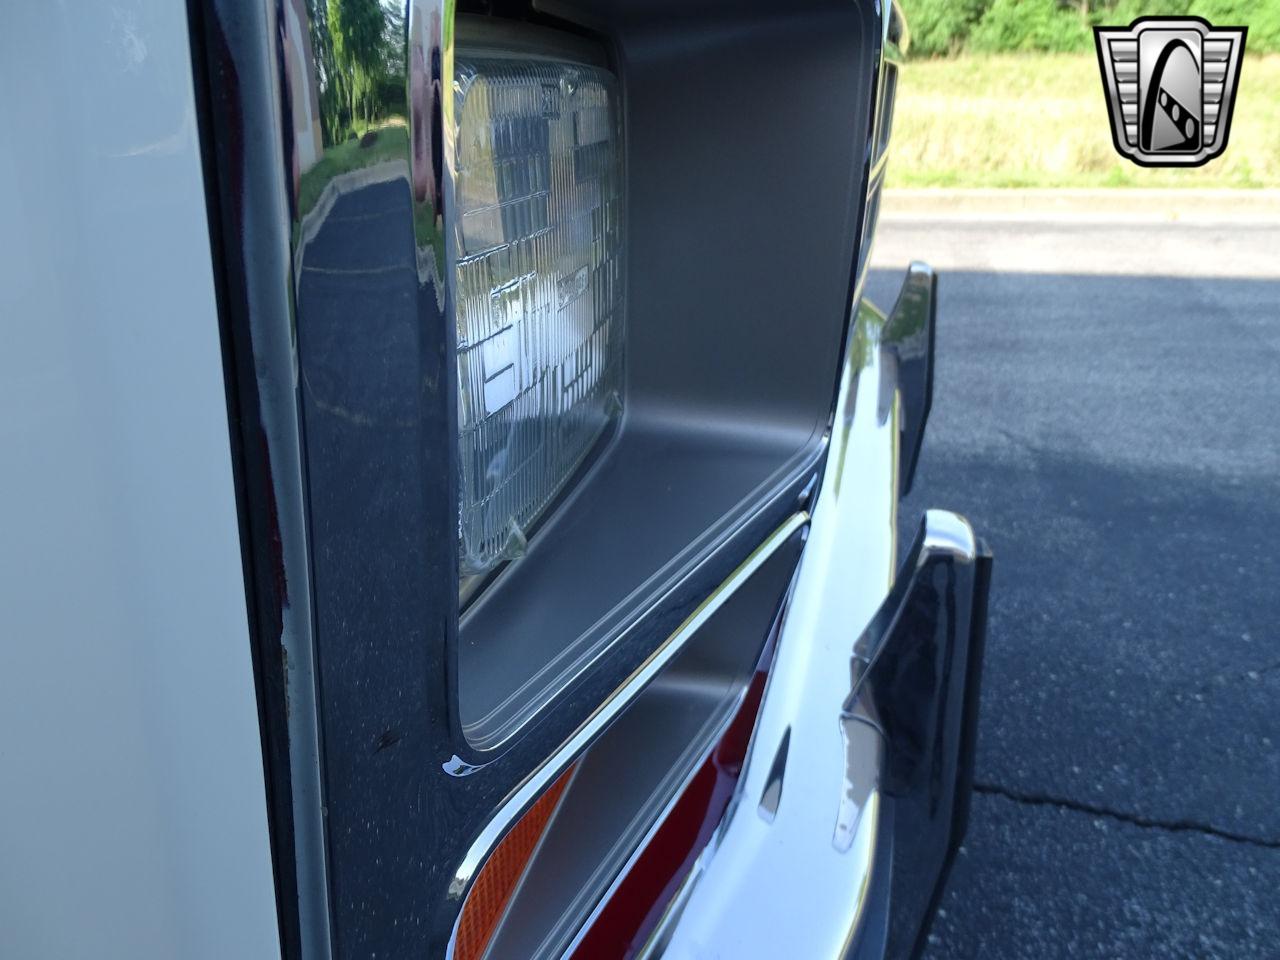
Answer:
454 53 624 578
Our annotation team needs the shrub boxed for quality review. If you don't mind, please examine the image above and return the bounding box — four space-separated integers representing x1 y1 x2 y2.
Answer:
899 0 1280 56
1190 0 1280 52
1104 0 1193 22
904 0 992 56
967 0 1093 54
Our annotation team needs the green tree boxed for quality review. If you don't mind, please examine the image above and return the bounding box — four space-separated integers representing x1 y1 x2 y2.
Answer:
328 0 389 129
306 0 346 145
1190 0 1280 51
905 0 992 56
967 0 1093 53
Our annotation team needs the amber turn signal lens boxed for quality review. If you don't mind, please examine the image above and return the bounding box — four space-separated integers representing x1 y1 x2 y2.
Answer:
454 765 575 960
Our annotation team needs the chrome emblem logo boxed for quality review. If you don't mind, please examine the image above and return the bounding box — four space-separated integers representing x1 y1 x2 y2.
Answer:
1094 17 1247 167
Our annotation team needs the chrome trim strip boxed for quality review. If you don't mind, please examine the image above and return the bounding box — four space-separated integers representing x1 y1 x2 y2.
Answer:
550 567 799 959
885 0 909 64
446 510 809 953
460 436 826 753
921 508 978 561
868 151 890 189
553 704 740 960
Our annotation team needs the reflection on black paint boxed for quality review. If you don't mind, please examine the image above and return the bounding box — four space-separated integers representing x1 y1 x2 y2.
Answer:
846 516 990 960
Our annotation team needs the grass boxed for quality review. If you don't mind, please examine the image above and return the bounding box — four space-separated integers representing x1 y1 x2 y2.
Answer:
887 53 1280 188
296 118 411 220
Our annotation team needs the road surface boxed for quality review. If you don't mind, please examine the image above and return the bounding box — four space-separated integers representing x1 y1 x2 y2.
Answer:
867 209 1280 959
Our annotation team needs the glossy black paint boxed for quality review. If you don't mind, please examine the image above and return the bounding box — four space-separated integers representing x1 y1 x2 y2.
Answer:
950 549 992 883
295 171 460 957
883 263 937 499
849 522 992 960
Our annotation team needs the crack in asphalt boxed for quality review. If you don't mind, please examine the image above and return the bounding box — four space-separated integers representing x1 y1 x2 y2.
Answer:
973 781 1280 850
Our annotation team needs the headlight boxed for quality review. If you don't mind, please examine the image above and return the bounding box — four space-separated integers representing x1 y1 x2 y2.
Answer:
454 55 625 578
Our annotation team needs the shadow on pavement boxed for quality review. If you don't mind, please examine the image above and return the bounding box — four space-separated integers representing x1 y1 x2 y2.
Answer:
866 267 1280 960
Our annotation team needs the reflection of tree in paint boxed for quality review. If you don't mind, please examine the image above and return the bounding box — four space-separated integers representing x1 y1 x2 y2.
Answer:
329 0 387 128
304 0 345 146
292 0 404 148
283 0 416 220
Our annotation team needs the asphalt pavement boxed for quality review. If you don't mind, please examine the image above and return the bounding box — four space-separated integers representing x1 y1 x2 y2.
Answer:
866 204 1280 959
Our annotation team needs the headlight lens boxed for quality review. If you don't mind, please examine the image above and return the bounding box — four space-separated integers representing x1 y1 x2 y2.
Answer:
454 56 624 578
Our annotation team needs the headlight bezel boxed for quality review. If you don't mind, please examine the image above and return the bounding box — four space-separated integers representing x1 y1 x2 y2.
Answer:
450 12 869 755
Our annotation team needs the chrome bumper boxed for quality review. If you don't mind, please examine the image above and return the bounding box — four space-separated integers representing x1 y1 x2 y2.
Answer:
648 266 990 960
